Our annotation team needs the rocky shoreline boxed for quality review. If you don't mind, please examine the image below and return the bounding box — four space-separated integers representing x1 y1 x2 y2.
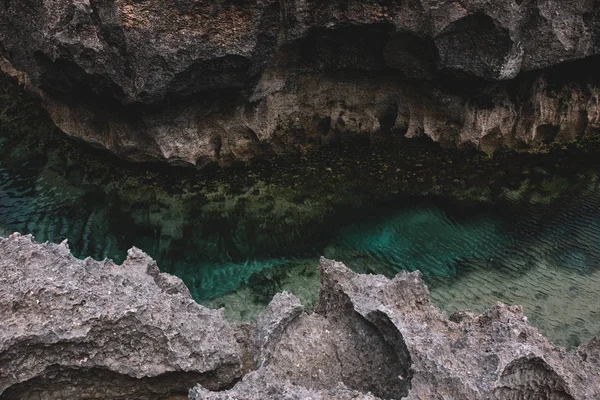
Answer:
2 2 600 398
4 1 600 166
1 233 598 399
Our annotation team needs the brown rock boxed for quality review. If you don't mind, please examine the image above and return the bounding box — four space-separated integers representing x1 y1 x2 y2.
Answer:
3 1 600 166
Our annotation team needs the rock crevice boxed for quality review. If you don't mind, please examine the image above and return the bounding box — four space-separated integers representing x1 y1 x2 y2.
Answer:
193 258 600 400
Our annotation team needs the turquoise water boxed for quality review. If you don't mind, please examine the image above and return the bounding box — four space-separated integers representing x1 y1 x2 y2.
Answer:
2 120 600 348
331 204 506 280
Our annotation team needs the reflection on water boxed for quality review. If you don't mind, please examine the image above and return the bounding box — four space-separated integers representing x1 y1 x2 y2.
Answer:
1 92 600 348
331 204 505 280
328 193 600 349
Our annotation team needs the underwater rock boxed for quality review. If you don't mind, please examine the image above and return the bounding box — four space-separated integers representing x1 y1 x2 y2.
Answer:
3 1 600 165
1 236 598 399
0 233 250 399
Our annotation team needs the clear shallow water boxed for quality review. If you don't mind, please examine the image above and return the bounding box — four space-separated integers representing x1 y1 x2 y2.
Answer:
1 115 600 348
327 197 600 349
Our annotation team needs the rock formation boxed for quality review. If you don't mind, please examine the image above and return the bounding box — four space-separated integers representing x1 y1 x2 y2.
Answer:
1 234 598 399
192 258 600 400
0 233 252 399
3 1 600 166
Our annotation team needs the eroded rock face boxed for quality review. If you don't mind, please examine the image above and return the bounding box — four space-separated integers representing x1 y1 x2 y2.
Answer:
192 258 600 400
0 233 250 399
1 236 598 399
2 1 600 166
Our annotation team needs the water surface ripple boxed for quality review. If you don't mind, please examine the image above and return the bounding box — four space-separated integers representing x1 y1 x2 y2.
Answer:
1 134 600 349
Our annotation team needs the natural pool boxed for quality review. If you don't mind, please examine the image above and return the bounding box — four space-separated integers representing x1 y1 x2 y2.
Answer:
1 79 600 349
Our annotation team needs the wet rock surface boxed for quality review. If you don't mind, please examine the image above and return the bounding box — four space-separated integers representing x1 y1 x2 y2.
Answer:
1 235 598 399
3 1 600 165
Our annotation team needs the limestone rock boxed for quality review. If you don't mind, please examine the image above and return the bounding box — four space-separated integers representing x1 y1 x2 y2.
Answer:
1 235 598 399
3 1 600 165
252 292 303 368
189 371 380 400
0 233 248 399
192 258 600 400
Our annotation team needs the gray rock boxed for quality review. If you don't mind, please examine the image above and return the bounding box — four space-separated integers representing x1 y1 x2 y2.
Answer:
1 235 598 399
0 233 249 399
189 371 380 400
252 292 303 368
193 257 600 400
3 1 600 165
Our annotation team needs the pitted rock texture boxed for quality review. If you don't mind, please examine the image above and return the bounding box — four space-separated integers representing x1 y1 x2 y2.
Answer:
192 258 600 400
3 1 600 166
0 233 249 399
1 236 599 399
190 371 381 400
